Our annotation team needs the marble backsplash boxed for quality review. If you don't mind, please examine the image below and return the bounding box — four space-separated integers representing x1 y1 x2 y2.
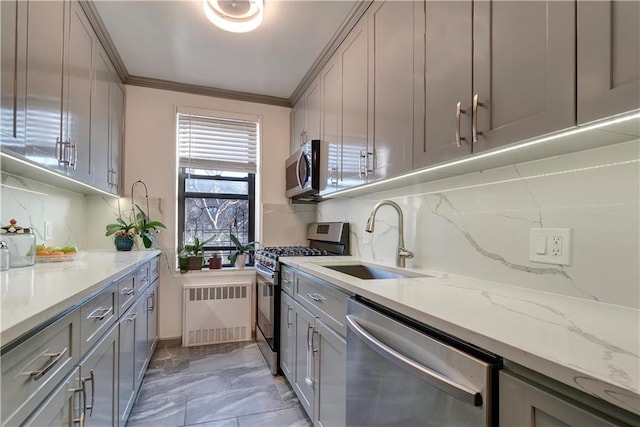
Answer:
317 139 640 308
1 172 87 248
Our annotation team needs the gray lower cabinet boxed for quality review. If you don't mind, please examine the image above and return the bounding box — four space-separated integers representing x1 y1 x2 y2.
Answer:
118 302 139 425
577 0 640 125
22 367 83 427
146 282 158 355
314 319 346 427
134 289 149 388
292 299 316 418
279 291 295 382
500 370 631 427
80 325 119 427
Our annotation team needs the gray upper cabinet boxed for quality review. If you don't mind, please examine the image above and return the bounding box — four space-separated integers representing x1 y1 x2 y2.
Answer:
24 0 66 172
109 73 125 195
367 1 416 181
319 56 341 195
339 17 369 189
64 1 94 184
472 1 576 153
577 0 640 124
1 0 26 155
91 45 112 193
415 0 473 168
291 99 306 154
305 78 321 142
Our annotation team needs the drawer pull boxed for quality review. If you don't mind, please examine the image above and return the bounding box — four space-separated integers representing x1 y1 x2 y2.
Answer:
25 347 68 380
120 287 135 296
307 293 326 303
126 313 138 322
70 378 87 426
87 306 113 321
82 370 95 416
147 293 155 312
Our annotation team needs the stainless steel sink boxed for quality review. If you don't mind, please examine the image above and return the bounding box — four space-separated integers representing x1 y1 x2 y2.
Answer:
323 264 431 280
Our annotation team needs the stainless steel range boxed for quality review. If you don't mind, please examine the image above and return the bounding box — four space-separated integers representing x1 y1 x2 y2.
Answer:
255 222 350 375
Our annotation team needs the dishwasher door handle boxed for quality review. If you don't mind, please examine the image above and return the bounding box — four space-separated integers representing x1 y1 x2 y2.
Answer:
346 314 482 407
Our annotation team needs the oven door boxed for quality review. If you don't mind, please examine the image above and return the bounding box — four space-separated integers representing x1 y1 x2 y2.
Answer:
256 263 279 354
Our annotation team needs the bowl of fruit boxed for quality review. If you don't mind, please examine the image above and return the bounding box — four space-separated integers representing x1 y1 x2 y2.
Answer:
35 244 80 262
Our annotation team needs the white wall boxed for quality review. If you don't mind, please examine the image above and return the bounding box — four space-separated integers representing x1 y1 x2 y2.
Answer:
109 85 302 339
318 139 640 308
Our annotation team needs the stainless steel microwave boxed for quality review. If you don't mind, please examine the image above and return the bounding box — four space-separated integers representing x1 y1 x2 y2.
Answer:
285 139 324 201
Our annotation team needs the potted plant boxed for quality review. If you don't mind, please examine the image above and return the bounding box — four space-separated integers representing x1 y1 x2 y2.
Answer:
208 252 222 269
228 233 257 269
105 204 166 251
179 236 214 270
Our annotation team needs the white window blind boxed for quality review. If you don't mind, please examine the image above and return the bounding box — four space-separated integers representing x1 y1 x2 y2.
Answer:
178 112 257 173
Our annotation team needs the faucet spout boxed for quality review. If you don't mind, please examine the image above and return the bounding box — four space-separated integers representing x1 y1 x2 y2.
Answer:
365 200 413 268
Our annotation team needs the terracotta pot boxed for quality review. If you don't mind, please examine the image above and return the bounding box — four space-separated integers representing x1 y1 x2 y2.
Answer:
209 257 222 269
188 256 203 270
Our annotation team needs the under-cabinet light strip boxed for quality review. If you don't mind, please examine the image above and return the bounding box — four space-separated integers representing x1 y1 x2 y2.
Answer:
0 151 118 198
0 183 49 196
323 111 640 199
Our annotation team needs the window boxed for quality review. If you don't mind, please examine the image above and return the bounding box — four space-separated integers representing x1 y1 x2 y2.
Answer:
177 111 258 267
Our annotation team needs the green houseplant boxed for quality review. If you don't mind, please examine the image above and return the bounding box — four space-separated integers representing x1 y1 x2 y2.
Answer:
105 204 166 250
179 236 214 271
228 233 257 269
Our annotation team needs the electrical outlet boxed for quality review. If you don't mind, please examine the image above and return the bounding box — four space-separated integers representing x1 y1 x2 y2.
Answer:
529 228 571 265
44 220 53 241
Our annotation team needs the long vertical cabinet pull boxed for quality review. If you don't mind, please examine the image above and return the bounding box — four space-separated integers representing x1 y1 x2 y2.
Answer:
455 102 466 147
472 94 483 144
81 370 95 416
305 322 315 387
71 378 87 426
287 306 293 327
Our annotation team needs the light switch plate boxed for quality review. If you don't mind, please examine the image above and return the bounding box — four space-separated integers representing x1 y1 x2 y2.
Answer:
529 228 571 265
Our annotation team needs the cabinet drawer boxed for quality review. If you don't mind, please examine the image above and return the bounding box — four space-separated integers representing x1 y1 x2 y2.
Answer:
135 263 150 290
118 273 136 314
295 271 351 336
149 256 160 283
281 265 294 295
1 309 80 426
80 283 117 354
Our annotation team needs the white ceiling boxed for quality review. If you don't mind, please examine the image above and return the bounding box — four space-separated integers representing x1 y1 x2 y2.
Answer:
93 0 357 100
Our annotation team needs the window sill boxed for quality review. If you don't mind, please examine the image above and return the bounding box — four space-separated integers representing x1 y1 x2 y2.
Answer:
172 266 255 279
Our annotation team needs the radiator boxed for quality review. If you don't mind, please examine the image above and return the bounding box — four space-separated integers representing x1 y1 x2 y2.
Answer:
182 282 252 347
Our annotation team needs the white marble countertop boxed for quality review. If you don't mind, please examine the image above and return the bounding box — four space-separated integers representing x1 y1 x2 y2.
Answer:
280 256 640 416
1 250 161 347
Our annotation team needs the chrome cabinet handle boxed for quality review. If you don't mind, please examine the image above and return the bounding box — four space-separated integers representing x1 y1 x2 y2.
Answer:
23 347 68 380
472 94 483 144
70 141 77 169
307 293 326 303
305 322 315 387
330 166 338 186
120 287 135 296
147 292 155 312
286 306 293 327
346 315 482 407
455 102 466 148
56 137 63 164
82 370 95 416
366 151 374 176
126 313 138 322
359 151 366 178
87 306 113 321
70 376 86 426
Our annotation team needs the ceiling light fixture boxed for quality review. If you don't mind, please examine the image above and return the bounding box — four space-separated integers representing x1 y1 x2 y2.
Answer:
203 0 264 33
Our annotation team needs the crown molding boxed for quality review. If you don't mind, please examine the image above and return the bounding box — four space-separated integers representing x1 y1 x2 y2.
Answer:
288 0 373 106
125 76 291 108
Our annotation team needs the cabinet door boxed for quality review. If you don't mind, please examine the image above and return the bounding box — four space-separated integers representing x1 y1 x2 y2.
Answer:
291 100 306 153
500 371 620 427
80 326 118 427
25 0 66 170
64 1 93 183
134 295 148 387
368 0 415 180
23 367 82 427
319 56 341 195
146 282 158 355
415 0 473 168
118 306 137 425
293 300 315 419
279 291 295 382
339 18 369 188
473 1 576 153
315 320 346 427
577 1 640 124
1 0 26 154
109 75 125 195
305 77 321 142
91 45 112 193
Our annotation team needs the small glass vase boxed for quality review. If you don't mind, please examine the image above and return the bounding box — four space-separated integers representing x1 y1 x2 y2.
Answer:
114 236 134 251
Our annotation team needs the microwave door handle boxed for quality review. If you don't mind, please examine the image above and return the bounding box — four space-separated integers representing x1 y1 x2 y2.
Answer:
296 151 304 189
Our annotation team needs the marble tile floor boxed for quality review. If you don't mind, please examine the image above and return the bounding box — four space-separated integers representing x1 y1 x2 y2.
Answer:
126 341 312 427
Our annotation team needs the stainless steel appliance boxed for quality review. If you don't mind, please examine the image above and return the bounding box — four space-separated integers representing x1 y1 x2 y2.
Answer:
346 297 502 426
255 222 349 375
285 139 324 201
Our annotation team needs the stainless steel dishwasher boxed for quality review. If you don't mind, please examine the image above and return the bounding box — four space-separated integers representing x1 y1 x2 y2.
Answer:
346 297 501 427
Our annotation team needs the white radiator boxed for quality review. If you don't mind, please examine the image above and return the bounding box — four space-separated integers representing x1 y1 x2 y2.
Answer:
182 282 252 347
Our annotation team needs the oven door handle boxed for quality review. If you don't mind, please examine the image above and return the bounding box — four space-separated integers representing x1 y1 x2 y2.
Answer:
256 263 275 281
345 314 482 407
